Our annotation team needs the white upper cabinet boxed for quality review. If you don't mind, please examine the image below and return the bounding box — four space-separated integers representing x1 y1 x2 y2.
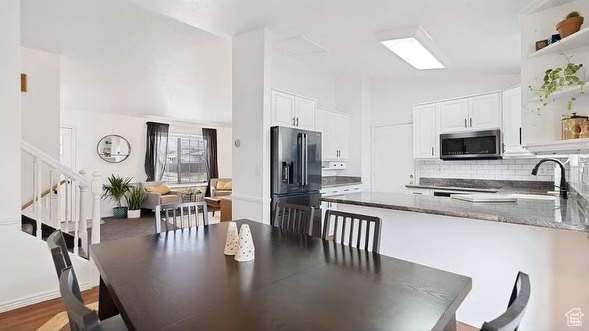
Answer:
271 89 316 130
413 103 438 159
501 86 531 156
438 92 500 133
469 93 501 130
315 108 349 161
438 99 469 133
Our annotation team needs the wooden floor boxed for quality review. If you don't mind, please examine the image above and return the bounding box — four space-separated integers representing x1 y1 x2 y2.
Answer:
0 284 479 331
0 287 98 331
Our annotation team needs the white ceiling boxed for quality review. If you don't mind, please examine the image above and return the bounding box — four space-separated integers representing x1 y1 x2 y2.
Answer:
21 0 232 124
129 0 530 78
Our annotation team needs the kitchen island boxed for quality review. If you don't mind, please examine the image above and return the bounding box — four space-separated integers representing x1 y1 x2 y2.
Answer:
320 192 589 330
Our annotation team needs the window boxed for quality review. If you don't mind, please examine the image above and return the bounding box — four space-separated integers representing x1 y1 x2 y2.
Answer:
163 134 209 184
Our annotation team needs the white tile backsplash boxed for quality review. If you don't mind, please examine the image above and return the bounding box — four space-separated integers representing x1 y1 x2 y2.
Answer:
417 158 561 182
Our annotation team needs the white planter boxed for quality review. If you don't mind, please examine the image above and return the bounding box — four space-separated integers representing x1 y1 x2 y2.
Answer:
127 209 141 219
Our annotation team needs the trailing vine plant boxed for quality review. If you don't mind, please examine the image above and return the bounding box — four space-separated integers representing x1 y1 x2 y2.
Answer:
528 52 585 117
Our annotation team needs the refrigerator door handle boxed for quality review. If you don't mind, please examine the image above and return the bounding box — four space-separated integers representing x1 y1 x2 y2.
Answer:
298 133 304 186
303 133 308 186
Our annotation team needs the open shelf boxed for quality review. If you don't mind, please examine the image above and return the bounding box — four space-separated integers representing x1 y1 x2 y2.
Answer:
526 138 589 154
527 82 587 103
521 0 577 14
529 27 589 58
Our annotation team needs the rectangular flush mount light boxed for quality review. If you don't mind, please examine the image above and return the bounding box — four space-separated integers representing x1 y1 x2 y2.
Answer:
376 26 447 70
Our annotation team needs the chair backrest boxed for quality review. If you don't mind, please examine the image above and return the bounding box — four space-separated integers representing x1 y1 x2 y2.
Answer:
59 267 102 331
47 230 82 302
322 210 382 252
273 202 314 235
481 272 531 331
155 201 209 233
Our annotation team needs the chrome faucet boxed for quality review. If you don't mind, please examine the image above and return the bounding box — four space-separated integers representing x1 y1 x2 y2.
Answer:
531 158 567 199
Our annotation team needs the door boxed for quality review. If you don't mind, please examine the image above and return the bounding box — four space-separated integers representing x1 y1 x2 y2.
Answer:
294 97 315 130
60 127 74 168
373 124 414 193
315 108 336 160
439 99 469 133
333 112 350 159
272 90 295 127
469 93 501 130
413 104 437 158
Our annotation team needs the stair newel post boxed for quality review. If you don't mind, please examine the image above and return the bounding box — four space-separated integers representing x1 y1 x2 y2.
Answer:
34 158 42 239
91 172 103 245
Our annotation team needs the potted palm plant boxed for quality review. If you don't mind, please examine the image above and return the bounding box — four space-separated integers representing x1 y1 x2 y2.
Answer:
102 174 132 218
126 186 146 219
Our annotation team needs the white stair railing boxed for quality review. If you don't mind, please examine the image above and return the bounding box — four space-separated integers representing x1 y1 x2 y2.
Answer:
21 141 102 258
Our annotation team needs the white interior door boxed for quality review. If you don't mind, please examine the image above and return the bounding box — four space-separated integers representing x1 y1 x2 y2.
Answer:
373 124 414 193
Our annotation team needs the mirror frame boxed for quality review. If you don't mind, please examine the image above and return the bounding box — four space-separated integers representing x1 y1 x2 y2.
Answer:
97 134 131 163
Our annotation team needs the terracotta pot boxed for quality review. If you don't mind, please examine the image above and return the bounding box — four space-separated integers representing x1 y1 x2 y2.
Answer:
557 16 584 38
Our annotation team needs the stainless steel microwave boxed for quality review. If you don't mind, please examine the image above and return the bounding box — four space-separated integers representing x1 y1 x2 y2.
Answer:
440 130 501 160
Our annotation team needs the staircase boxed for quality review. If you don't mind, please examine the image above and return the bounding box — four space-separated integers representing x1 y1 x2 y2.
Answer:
21 141 102 259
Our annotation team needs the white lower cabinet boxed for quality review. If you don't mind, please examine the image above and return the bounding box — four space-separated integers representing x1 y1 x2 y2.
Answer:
320 184 363 236
406 188 433 196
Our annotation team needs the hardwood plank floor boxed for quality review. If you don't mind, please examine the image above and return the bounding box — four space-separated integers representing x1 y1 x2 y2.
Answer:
0 286 479 331
0 287 98 331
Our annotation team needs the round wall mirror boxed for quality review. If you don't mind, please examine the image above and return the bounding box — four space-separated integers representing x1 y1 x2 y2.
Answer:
97 135 131 163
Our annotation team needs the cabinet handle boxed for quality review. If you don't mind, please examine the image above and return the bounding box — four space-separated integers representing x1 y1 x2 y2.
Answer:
292 117 296 126
502 143 505 153
296 117 299 127
464 119 467 128
431 147 434 156
519 128 522 145
470 118 472 127
413 192 423 195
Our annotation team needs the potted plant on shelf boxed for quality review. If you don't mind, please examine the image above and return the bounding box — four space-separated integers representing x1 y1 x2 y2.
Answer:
557 11 584 38
102 174 132 218
126 186 146 219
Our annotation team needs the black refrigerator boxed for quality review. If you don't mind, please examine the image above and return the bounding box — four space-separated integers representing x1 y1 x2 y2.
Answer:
271 126 322 237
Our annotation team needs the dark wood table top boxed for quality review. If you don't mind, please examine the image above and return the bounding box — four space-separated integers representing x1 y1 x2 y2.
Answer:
90 220 471 331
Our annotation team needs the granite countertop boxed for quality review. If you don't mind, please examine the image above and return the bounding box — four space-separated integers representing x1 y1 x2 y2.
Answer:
322 176 362 188
406 184 498 193
320 192 589 233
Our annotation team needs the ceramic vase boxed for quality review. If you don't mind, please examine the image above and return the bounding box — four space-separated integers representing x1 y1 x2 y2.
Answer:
224 222 239 255
234 224 255 262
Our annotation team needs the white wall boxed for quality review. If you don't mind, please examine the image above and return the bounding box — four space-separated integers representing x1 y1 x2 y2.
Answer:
61 110 232 217
272 51 336 110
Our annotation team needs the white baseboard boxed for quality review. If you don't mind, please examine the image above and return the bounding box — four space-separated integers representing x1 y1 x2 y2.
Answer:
0 281 94 313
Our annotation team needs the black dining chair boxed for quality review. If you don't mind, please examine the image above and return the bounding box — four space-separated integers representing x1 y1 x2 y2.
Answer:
155 201 209 233
59 267 127 331
273 202 314 235
322 210 381 252
481 272 531 331
47 230 81 301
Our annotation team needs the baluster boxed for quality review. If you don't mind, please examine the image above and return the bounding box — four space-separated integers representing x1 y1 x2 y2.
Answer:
91 172 102 245
65 179 70 232
79 184 89 257
49 170 54 227
56 171 62 229
35 159 42 239
72 180 79 256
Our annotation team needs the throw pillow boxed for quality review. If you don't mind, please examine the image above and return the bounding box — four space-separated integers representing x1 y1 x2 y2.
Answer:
216 181 232 190
145 185 170 195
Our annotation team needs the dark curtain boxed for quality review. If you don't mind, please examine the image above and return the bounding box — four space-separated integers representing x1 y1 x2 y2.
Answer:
202 128 219 196
144 122 170 181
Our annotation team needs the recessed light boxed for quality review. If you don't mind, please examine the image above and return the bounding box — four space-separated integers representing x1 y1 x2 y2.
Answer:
376 26 447 70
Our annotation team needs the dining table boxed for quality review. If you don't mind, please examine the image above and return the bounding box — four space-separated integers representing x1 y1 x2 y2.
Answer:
90 219 472 330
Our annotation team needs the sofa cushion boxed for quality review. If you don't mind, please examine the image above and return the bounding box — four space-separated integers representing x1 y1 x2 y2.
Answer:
216 180 232 190
160 194 181 204
145 185 170 195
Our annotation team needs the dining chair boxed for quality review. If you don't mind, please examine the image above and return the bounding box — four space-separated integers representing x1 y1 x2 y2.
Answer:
481 272 531 331
322 210 382 252
273 202 314 235
155 201 209 233
47 230 81 301
59 267 127 331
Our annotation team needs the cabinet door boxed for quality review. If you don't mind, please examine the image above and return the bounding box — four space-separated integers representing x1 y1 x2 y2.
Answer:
334 112 350 159
469 93 500 130
272 90 295 127
294 97 315 130
315 108 337 160
413 104 437 158
438 99 469 133
501 86 531 156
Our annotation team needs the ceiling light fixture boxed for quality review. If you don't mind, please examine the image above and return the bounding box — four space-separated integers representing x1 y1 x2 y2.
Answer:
376 26 447 70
